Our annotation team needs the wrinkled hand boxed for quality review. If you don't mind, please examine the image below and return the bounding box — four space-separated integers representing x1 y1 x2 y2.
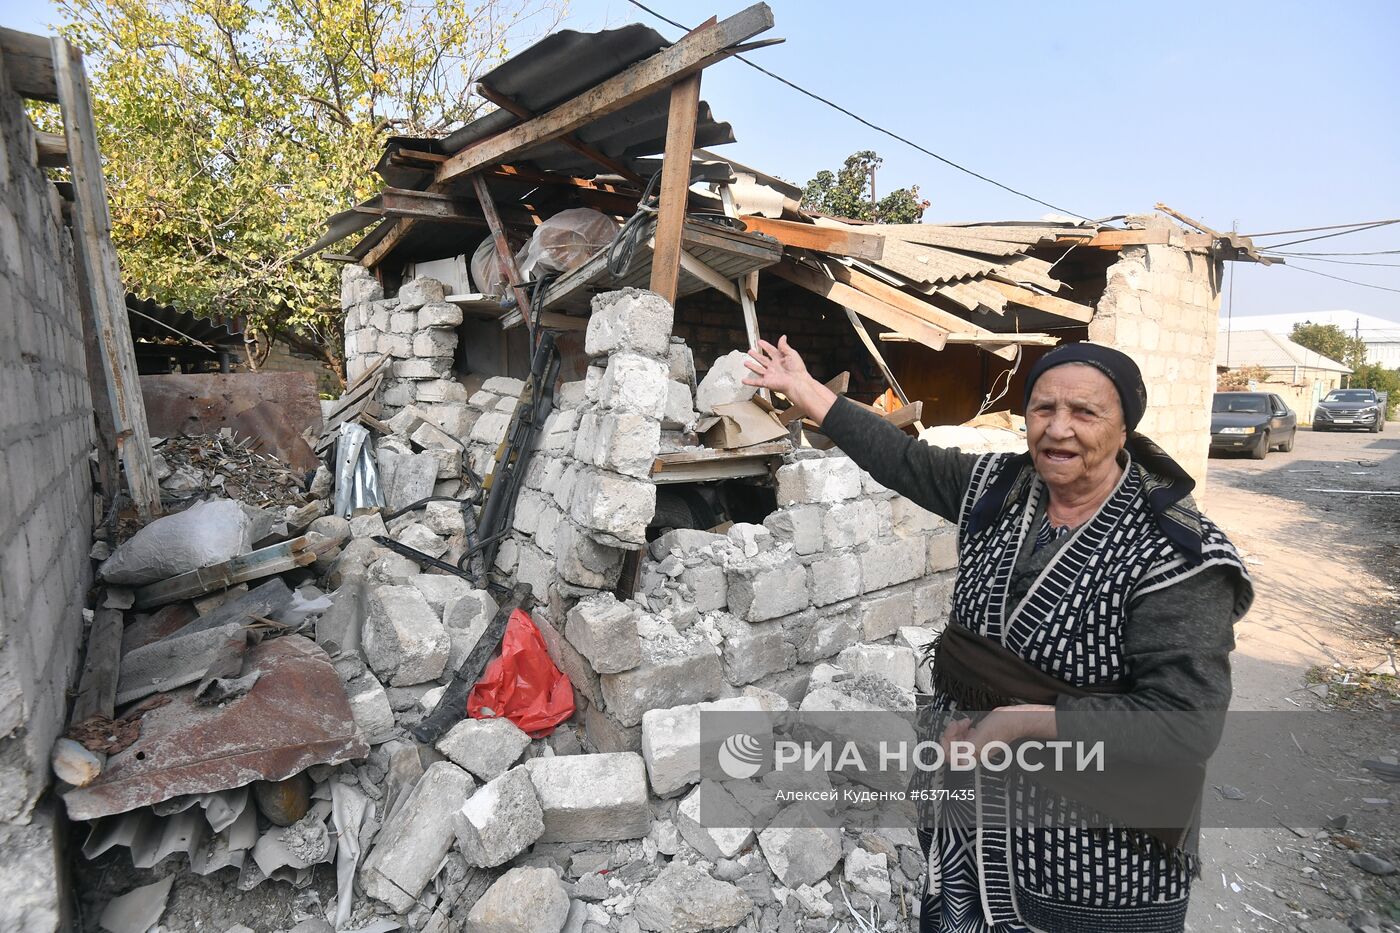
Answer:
939 706 1058 764
742 336 809 398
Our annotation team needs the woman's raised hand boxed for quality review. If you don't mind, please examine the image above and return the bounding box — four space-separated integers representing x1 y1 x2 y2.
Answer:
742 336 809 398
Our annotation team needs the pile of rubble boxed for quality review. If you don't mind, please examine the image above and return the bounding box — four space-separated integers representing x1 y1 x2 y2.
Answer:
150 431 311 508
63 280 959 933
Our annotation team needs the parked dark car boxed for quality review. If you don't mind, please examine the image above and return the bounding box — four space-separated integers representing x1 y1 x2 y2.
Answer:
1313 388 1388 433
1210 392 1298 459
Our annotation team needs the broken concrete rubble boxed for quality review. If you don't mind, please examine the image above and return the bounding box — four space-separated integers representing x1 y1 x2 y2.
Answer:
524 753 651 843
436 717 531 781
362 585 450 687
466 864 570 933
361 761 474 912
452 766 545 868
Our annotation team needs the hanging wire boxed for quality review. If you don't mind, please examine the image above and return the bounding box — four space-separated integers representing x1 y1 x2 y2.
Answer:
976 345 1024 417
607 169 664 279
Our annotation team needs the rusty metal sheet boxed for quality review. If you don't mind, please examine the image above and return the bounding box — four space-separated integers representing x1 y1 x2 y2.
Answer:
140 372 324 473
64 636 369 821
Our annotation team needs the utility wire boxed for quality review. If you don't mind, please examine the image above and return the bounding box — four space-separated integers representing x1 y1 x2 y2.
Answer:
622 0 1089 220
1268 248 1400 257
1260 253 1400 268
1253 219 1400 249
1243 218 1400 237
1277 261 1400 295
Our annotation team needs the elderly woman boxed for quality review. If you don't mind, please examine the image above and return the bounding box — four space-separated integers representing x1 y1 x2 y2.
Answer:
744 339 1253 933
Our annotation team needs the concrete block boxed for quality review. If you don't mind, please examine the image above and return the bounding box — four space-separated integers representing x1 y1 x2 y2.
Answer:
453 766 545 868
927 532 959 573
465 865 569 933
389 311 418 333
417 301 463 328
640 696 770 796
757 804 842 887
808 551 860 607
394 521 448 559
523 753 652 842
409 574 474 615
468 389 499 409
694 349 757 414
514 545 554 602
726 552 808 622
674 780 756 863
415 378 469 405
378 332 412 358
599 352 669 419
342 265 383 306
858 588 916 642
590 411 661 479
661 380 697 429
600 630 724 727
379 452 439 511
423 500 468 537
0 806 63 933
580 699 642 753
822 499 881 549
784 606 860 664
679 562 727 613
398 276 445 311
393 357 452 379
763 505 824 556
438 718 531 781
844 847 892 900
859 538 926 591
633 862 753 933
414 328 457 358
345 672 395 740
913 574 954 629
349 512 388 540
364 585 450 686
897 626 938 694
469 411 512 446
362 761 474 912
566 593 641 674
836 644 916 693
569 468 656 547
554 521 625 590
410 419 463 452
534 607 603 708
889 495 946 536
585 287 674 359
482 376 525 397
776 458 862 505
714 615 794 686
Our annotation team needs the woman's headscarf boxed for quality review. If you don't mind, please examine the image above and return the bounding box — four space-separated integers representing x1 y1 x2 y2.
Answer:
967 343 1206 558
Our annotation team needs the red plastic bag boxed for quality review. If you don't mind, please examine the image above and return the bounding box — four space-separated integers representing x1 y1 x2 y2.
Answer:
467 609 575 737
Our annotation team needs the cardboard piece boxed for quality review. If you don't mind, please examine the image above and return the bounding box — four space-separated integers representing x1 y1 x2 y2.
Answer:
702 400 789 450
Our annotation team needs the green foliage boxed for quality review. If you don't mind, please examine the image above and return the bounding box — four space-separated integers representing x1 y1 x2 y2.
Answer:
801 150 928 224
1289 322 1368 371
1349 362 1400 416
55 0 557 375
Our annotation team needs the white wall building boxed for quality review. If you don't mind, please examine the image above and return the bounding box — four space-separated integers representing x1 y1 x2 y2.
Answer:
1220 310 1400 368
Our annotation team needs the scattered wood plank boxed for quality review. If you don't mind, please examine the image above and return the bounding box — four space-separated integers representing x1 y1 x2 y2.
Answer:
53 36 162 520
650 71 703 304
70 603 123 725
133 537 316 609
651 440 790 484
435 4 774 184
985 281 1094 323
847 398 924 429
737 215 885 261
832 262 1014 357
471 173 535 329
771 260 950 352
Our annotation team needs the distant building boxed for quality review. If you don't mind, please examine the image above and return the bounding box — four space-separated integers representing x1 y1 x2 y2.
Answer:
1220 310 1400 368
1215 329 1350 423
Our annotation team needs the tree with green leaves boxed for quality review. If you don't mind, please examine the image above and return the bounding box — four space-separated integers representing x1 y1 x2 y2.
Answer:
801 150 928 224
1349 363 1400 416
53 0 558 381
1289 322 1368 372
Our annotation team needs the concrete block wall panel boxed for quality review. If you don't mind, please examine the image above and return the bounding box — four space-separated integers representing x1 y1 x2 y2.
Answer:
0 57 95 834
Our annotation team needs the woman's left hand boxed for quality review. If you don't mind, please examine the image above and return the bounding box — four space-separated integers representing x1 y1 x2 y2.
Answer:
939 705 1058 759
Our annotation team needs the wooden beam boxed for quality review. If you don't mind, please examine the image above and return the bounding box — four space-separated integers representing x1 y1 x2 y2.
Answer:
847 397 924 429
52 37 161 520
676 248 738 302
35 130 67 167
831 262 1009 344
133 537 316 608
985 281 1094 323
378 187 535 227
1 27 59 101
778 372 849 425
772 260 950 351
70 604 122 725
738 215 885 261
436 4 774 184
477 83 645 185
471 173 535 330
881 332 1060 347
649 72 702 303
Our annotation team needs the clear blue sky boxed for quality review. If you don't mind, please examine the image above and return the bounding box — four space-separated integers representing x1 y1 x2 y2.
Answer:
7 0 1399 322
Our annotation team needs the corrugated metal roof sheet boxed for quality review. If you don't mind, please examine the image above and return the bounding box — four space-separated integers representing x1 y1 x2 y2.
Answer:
126 294 244 348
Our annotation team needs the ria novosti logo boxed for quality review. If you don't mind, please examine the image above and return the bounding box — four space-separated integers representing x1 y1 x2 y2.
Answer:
716 733 766 779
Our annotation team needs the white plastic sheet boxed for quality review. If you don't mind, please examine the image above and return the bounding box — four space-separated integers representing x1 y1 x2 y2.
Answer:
515 208 619 279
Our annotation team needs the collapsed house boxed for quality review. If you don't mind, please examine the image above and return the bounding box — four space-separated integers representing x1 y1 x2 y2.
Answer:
0 4 1274 932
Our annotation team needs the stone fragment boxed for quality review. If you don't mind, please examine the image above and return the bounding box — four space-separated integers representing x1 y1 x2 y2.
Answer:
822 499 881 549
714 615 794 686
600 629 724 727
394 522 448 559
858 588 916 642
361 762 474 912
808 552 861 607
726 552 809 622
343 265 384 305
599 352 669 419
844 847 892 899
466 865 570 933
414 328 457 358
423 500 468 536
586 288 674 359
662 380 697 430
569 468 657 547
859 538 926 592
417 301 463 328
694 349 757 414
523 753 652 842
836 644 917 693
555 522 626 589
349 512 388 539
363 585 450 686
378 452 439 512
398 276 445 311
590 411 662 480
410 419 463 452
675 780 755 861
775 458 862 505
632 863 753 933
783 606 860 664
640 696 771 797
566 593 641 674
453 767 545 868
345 673 395 740
469 411 512 446
437 717 531 781
756 804 842 887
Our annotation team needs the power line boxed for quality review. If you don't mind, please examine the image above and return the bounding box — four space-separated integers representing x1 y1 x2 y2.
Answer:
1269 248 1400 257
1260 253 1400 268
1253 219 1400 250
622 0 1089 220
1279 261 1400 295
1243 218 1400 237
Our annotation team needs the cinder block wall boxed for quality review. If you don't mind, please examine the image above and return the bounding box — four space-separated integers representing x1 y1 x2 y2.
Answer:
1090 221 1223 497
0 51 95 828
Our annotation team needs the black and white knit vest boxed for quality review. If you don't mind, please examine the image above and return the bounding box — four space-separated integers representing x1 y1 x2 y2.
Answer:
927 450 1249 933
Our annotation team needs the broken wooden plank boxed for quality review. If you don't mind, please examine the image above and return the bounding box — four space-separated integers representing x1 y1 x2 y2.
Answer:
651 440 789 484
738 215 885 261
846 397 923 429
71 603 123 725
650 72 703 304
35 129 67 167
53 36 162 521
435 4 774 184
985 281 1094 323
476 83 645 185
133 538 316 609
1 27 59 102
675 247 739 302
778 372 849 425
771 260 950 352
471 173 535 329
832 263 1012 347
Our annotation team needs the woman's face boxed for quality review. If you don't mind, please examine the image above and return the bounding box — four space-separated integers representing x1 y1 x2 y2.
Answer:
1025 364 1127 496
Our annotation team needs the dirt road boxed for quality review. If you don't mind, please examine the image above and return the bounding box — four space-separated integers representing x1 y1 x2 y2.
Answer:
1187 426 1400 932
